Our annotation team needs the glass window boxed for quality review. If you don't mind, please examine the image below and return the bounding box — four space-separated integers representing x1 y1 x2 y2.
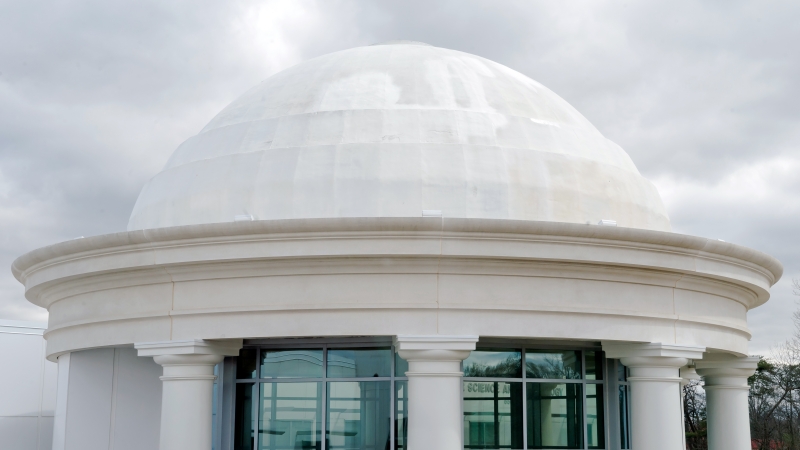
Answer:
617 361 627 382
327 381 391 450
396 381 408 450
526 383 583 449
238 348 258 379
327 348 392 378
586 384 605 448
463 349 522 378
395 351 409 377
463 381 524 449
525 350 581 380
234 383 256 450
260 349 323 378
585 351 603 380
259 382 322 450
236 344 609 450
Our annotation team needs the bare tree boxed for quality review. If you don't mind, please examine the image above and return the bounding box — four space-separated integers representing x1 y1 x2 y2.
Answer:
684 379 707 450
747 278 800 449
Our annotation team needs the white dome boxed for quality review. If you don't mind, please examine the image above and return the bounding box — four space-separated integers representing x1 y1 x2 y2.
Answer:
128 42 670 231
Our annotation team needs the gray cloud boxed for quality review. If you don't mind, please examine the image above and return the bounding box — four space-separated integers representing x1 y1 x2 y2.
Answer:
1 0 797 353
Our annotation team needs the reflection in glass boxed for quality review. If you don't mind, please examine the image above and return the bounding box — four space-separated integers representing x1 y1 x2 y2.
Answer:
395 352 409 378
327 381 391 450
234 383 255 450
395 381 408 450
585 351 603 380
525 350 581 380
261 350 323 378
619 386 630 449
463 381 523 449
617 362 627 382
527 383 583 449
259 382 322 450
328 348 392 378
238 348 258 379
463 349 522 378
586 384 605 448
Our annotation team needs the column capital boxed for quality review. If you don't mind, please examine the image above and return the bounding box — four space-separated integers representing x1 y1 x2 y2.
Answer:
695 354 759 374
696 354 759 389
135 339 242 358
602 342 705 362
394 335 478 377
680 365 701 386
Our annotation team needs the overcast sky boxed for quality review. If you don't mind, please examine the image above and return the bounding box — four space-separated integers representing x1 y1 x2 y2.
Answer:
1 0 797 355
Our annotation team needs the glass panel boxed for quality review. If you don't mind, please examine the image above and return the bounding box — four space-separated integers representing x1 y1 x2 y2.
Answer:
234 383 256 450
616 361 627 382
260 350 323 379
525 350 581 380
584 351 603 380
238 348 258 379
463 381 524 449
395 381 408 450
327 348 392 378
619 386 630 449
395 351 409 378
259 382 323 450
463 349 522 378
327 381 391 450
586 384 605 448
526 383 583 449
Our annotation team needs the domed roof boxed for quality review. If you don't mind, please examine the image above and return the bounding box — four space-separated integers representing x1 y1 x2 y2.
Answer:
128 42 671 231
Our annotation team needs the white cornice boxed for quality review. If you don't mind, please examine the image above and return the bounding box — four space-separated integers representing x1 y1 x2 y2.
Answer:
12 217 783 284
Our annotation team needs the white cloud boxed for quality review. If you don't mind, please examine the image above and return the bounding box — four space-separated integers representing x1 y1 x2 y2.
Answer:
1 0 798 355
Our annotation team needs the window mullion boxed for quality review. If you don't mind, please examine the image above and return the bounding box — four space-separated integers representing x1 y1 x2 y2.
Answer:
390 343 396 450
582 350 589 450
522 348 527 450
322 344 327 450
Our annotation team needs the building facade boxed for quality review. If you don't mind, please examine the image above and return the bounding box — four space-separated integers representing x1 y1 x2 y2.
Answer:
12 42 782 450
0 320 57 450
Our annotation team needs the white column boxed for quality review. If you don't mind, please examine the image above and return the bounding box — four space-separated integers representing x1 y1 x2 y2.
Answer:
604 343 705 450
136 339 242 450
394 335 478 450
695 355 759 450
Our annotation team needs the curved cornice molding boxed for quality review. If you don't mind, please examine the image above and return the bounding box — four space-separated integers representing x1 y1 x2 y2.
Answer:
13 217 783 286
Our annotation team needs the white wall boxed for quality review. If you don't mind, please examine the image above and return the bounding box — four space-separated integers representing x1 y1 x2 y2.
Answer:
52 347 162 450
0 320 58 450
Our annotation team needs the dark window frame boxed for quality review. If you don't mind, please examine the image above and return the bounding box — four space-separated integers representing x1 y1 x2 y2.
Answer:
225 338 407 450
